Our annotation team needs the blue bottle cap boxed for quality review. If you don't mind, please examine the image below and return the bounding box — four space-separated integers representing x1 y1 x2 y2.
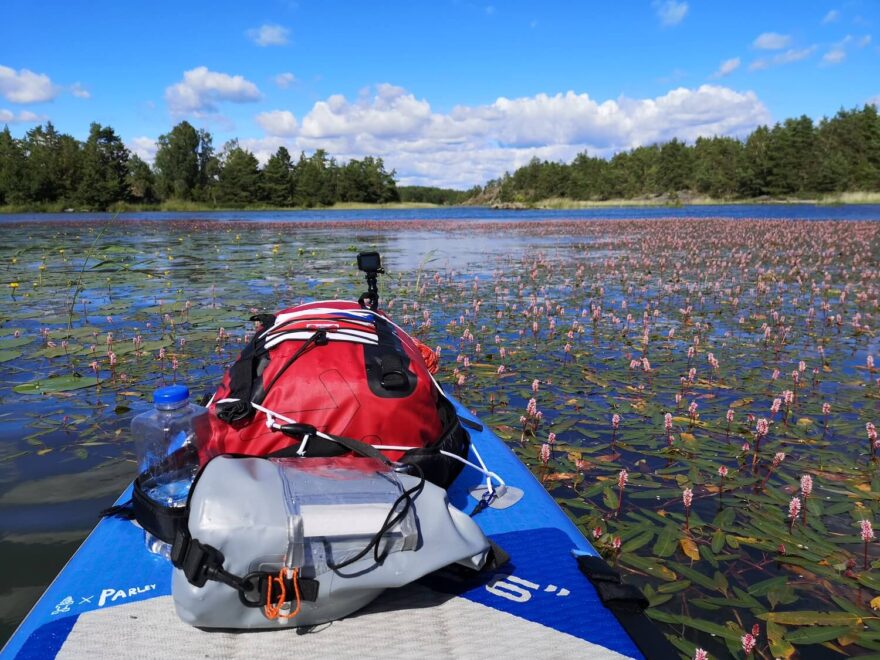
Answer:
153 384 190 406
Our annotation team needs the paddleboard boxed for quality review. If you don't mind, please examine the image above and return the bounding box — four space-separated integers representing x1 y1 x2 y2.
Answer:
2 398 658 659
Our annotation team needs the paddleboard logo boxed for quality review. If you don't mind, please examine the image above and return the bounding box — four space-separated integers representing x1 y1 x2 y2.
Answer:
485 574 570 603
98 583 157 607
50 596 74 615
49 584 158 615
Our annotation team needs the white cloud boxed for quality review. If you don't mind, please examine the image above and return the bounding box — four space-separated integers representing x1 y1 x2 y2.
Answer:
869 95 880 108
0 65 59 103
653 0 688 27
822 48 846 64
0 108 43 124
165 67 261 114
753 32 792 50
256 110 298 136
246 24 290 46
820 34 871 66
274 72 296 88
710 57 741 79
127 136 158 162
71 82 90 99
749 46 817 71
822 9 840 24
249 83 770 188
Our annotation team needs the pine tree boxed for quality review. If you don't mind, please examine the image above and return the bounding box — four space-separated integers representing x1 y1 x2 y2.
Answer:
261 147 294 205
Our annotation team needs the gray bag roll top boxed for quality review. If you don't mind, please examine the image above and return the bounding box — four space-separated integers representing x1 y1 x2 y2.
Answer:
172 455 492 629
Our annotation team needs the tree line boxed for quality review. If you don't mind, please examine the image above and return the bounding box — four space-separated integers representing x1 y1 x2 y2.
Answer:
0 120 401 209
479 104 880 203
2 105 879 210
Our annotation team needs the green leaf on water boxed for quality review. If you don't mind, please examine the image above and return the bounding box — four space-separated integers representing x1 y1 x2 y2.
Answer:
0 349 22 363
759 611 862 626
653 526 678 558
784 625 854 644
13 374 105 394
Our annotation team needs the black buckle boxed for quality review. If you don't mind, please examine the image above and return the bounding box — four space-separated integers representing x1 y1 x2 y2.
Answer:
171 529 226 589
239 571 320 608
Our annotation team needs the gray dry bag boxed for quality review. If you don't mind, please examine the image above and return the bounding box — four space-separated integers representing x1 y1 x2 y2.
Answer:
171 455 491 629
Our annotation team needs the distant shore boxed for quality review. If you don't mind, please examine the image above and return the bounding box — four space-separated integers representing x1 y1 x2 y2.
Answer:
2 192 880 214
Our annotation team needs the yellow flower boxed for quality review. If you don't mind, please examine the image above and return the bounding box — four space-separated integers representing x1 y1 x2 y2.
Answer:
9 282 19 289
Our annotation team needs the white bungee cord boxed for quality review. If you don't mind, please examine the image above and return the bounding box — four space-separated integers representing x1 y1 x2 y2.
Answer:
247 401 506 494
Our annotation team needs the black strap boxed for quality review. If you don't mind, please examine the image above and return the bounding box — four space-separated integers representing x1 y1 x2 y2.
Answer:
170 528 319 607
130 444 201 545
215 317 273 423
575 555 678 659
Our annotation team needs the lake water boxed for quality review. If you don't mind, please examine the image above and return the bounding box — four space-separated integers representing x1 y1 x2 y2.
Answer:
1 208 879 655
2 203 880 224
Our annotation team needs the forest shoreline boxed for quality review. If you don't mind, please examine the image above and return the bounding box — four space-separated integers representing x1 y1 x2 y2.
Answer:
3 192 880 214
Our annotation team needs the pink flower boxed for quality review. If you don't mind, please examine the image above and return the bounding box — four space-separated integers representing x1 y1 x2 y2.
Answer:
592 526 602 539
868 423 878 444
822 402 831 415
547 432 556 445
801 474 813 497
783 390 794 405
688 367 696 383
682 488 693 508
108 352 117 366
457 374 466 386
171 357 179 371
726 409 734 423
688 401 698 415
675 392 682 404
741 633 756 655
499 346 506 359
540 443 550 464
770 398 782 415
772 452 786 467
664 413 673 431
496 365 506 374
741 441 751 452
772 368 780 380
612 536 621 550
576 459 585 471
618 469 628 488
756 418 769 436
869 355 875 370
612 414 620 430
694 649 708 660
641 357 651 372
861 519 875 542
526 398 538 417
788 496 801 520
799 360 807 372
89 361 99 373
718 465 728 477
531 378 540 392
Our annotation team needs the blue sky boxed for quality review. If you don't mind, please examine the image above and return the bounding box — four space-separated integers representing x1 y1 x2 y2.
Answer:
1 0 878 187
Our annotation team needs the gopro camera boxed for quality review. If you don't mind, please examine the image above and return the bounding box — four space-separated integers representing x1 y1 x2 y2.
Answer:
357 251 383 273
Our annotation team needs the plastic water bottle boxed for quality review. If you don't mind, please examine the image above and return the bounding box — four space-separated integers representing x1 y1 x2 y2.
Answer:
131 384 207 557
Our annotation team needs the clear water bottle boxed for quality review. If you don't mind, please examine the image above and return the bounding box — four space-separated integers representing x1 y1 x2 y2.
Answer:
131 384 207 557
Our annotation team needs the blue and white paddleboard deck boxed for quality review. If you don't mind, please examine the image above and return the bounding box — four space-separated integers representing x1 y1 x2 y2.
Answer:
2 400 644 659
